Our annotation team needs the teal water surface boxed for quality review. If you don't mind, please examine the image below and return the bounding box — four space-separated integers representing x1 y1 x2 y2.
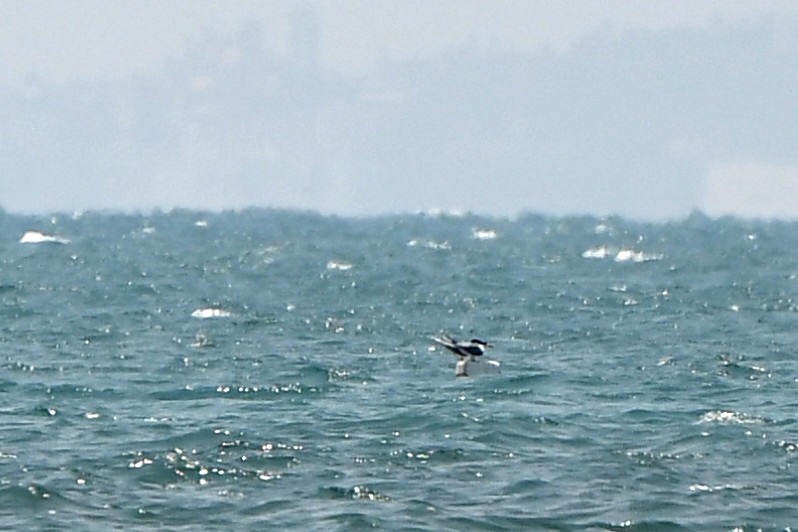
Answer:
2 209 798 530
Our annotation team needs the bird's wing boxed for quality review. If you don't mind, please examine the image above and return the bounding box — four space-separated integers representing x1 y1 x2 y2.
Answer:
431 335 456 349
432 335 470 357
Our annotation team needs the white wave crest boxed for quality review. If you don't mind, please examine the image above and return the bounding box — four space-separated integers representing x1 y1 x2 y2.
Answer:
582 246 611 259
582 246 663 262
697 410 764 425
614 249 664 263
688 483 742 493
326 261 353 271
19 231 70 244
407 239 451 250
472 228 498 240
191 308 231 319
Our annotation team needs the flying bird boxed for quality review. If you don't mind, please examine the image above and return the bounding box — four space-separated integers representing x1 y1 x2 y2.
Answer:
431 334 500 377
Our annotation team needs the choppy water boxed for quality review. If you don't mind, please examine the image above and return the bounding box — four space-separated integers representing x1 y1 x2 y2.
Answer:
2 209 798 530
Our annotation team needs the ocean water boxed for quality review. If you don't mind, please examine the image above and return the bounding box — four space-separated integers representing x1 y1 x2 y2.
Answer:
2 208 798 531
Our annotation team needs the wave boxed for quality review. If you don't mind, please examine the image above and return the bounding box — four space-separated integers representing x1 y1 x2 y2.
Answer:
190 308 231 319
581 245 663 262
18 231 70 244
471 228 498 240
326 260 353 271
406 239 451 250
696 410 768 425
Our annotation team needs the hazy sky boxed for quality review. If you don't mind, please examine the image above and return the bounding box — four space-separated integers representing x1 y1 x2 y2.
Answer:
1 1 797 219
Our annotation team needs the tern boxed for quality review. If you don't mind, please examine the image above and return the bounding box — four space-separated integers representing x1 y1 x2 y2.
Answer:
431 334 499 377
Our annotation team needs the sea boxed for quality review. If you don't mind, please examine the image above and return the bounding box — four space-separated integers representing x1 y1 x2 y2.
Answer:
1 208 798 531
